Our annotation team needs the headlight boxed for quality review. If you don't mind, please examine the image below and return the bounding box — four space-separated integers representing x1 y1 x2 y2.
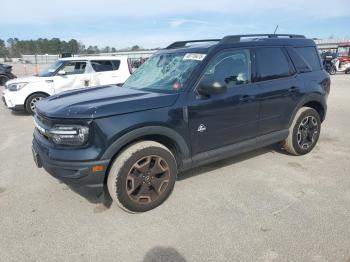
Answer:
48 125 89 146
7 82 28 91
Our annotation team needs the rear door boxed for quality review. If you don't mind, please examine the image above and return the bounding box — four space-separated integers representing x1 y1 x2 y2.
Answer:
254 47 303 135
90 60 121 86
53 61 90 93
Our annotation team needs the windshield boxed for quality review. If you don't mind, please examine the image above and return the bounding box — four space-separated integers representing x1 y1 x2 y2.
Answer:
337 46 349 57
38 60 64 77
124 52 205 93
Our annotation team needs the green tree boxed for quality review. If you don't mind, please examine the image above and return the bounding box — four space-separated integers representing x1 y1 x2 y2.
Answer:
0 39 9 59
131 45 140 51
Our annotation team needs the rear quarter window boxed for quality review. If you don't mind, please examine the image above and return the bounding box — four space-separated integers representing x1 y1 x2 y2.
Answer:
294 47 322 71
91 60 120 72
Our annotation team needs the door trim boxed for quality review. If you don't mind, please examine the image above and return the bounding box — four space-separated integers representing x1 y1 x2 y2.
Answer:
183 129 288 170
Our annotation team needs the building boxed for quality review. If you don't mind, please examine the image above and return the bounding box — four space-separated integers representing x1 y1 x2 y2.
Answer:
314 38 350 53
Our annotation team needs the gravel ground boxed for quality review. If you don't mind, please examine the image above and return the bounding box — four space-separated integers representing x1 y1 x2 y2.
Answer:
0 73 350 262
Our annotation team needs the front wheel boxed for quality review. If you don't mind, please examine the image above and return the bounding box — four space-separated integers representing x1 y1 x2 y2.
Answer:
25 93 48 115
283 107 321 155
107 141 177 213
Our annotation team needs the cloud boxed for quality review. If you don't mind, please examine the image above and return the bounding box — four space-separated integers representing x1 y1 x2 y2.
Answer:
169 19 212 28
1 0 349 48
1 0 350 25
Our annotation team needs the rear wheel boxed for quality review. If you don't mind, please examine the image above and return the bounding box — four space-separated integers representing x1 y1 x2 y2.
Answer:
283 107 321 155
25 93 48 115
107 141 177 213
0 75 9 86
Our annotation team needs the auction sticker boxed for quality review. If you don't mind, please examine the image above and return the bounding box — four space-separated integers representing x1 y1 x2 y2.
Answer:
183 53 206 61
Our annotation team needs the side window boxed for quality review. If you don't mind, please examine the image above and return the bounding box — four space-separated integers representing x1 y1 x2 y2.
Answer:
201 49 251 88
61 61 87 75
111 60 120 70
256 48 293 81
91 60 119 72
294 47 322 71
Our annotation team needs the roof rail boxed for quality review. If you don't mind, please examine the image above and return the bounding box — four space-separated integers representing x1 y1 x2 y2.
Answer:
166 39 220 49
219 34 306 45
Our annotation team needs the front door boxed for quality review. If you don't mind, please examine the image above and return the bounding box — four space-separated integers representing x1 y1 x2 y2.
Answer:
187 48 259 155
53 61 91 93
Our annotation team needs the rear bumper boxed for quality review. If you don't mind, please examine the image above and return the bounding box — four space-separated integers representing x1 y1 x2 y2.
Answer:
32 137 110 189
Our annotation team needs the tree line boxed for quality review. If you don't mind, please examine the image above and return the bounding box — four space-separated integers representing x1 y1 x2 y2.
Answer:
0 38 148 59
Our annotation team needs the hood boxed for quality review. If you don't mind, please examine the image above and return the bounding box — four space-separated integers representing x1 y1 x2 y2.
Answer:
0 64 12 70
36 85 179 119
6 75 48 85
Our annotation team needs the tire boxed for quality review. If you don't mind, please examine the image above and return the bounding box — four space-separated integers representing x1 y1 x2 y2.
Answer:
0 75 9 86
25 93 48 115
283 107 321 156
329 66 336 75
107 141 177 213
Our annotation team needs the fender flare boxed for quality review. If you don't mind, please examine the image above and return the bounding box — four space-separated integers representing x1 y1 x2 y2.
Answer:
101 126 191 161
288 94 326 127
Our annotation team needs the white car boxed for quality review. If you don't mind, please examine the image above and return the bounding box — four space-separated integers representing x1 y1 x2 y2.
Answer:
2 56 132 114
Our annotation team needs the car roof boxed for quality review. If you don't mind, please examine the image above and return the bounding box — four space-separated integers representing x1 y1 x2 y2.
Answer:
161 34 316 54
58 56 127 61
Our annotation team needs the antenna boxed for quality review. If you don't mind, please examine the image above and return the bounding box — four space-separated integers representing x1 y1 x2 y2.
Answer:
273 25 279 34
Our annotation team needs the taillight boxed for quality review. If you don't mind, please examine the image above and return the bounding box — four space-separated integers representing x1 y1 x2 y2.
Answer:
324 78 330 95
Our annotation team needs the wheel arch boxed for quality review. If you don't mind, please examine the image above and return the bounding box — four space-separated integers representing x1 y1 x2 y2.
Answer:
288 95 326 127
302 100 325 122
24 91 50 107
101 126 191 177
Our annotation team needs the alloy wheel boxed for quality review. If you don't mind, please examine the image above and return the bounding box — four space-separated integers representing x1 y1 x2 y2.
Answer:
297 116 318 149
126 155 170 204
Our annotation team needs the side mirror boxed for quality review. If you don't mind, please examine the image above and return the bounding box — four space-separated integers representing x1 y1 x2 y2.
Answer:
57 70 66 75
197 79 227 97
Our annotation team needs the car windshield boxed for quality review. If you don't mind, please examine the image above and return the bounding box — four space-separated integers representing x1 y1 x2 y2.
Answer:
38 60 64 77
124 52 205 93
337 46 349 57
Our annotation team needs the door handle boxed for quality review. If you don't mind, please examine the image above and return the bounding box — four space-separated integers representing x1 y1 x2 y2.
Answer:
239 95 254 102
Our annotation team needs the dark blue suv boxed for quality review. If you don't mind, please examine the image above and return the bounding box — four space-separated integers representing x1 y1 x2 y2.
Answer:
32 34 330 212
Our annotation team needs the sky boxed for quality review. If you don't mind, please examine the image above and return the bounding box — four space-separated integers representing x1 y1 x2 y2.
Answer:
1 0 350 49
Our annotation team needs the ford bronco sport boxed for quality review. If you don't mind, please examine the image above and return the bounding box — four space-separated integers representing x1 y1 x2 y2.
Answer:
32 34 330 212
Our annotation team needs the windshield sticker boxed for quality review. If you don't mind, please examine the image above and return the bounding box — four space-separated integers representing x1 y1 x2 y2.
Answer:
183 53 206 61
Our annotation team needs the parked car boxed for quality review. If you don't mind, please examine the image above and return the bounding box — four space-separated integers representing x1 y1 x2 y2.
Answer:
0 63 16 86
32 34 330 212
2 56 132 114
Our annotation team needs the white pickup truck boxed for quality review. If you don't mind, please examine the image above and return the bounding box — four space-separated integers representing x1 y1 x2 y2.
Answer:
2 56 132 114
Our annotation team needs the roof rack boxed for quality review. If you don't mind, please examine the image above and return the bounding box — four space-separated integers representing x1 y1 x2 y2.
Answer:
165 34 306 49
166 39 220 49
219 34 306 45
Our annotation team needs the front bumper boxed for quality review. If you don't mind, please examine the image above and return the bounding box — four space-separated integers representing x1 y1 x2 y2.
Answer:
32 135 110 189
2 89 25 110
